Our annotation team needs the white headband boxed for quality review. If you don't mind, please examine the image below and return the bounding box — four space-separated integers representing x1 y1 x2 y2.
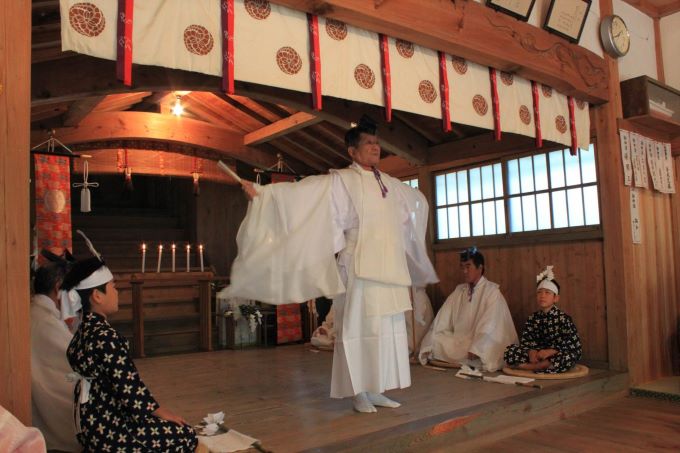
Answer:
59 266 113 320
537 278 559 295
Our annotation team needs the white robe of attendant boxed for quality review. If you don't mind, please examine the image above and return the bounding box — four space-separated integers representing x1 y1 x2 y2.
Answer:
419 277 517 372
405 287 434 354
30 294 79 452
225 163 437 398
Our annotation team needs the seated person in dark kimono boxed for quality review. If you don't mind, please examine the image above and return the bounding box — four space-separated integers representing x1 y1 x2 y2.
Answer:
63 255 197 452
504 266 582 373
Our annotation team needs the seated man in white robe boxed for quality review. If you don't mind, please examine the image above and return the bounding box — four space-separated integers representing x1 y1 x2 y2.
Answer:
419 247 517 371
30 262 80 452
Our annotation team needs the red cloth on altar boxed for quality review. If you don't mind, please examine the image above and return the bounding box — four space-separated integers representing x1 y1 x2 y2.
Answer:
34 155 72 262
270 172 303 344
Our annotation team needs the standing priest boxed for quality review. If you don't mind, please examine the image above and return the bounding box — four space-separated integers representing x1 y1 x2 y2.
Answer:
225 117 438 413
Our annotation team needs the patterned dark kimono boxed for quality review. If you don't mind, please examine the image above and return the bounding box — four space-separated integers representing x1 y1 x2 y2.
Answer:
504 305 582 373
67 312 197 452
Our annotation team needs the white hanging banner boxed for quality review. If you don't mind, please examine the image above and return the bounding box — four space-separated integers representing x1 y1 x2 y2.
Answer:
663 142 676 194
496 72 534 139
630 132 649 189
318 18 383 107
619 129 632 186
234 0 311 94
389 38 440 119
645 137 661 191
630 188 641 244
537 84 571 148
448 56 494 130
573 98 590 151
60 0 117 60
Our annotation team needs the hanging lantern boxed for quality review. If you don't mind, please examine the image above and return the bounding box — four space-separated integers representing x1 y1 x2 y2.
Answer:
72 156 99 213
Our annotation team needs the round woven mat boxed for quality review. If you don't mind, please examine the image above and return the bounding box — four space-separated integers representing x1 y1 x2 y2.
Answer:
502 364 589 380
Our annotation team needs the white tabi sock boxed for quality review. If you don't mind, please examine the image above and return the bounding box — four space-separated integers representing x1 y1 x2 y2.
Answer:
367 392 401 408
353 392 377 413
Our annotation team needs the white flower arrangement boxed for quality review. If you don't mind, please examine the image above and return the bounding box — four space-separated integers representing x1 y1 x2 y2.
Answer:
239 304 263 333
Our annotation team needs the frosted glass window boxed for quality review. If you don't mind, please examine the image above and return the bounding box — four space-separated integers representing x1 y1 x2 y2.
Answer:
581 145 597 184
565 150 582 186
522 195 537 231
437 208 449 239
482 165 495 199
583 185 600 225
494 163 504 197
552 190 568 228
519 157 534 193
509 196 523 232
567 188 585 226
533 154 548 191
496 200 506 234
507 160 520 195
549 151 565 188
470 168 482 201
471 203 484 236
446 173 457 205
483 201 496 235
448 207 460 238
459 205 471 237
536 193 551 230
435 175 446 207
458 172 469 203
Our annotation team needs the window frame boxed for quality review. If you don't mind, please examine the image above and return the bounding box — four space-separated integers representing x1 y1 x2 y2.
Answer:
432 145 602 249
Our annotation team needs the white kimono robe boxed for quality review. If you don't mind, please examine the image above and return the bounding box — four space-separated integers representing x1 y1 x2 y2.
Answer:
405 287 434 354
225 163 438 398
418 277 518 372
30 294 79 452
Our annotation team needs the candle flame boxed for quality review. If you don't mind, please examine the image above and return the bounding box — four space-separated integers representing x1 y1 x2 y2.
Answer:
142 243 146 250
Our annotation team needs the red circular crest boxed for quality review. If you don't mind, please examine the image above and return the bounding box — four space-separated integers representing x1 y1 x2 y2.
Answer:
354 64 376 89
325 19 347 40
555 115 568 134
418 80 437 104
276 47 303 75
472 95 489 116
576 99 587 110
519 105 531 125
184 25 214 56
451 56 468 75
69 3 106 37
542 85 553 98
245 0 271 20
396 39 415 58
500 71 514 86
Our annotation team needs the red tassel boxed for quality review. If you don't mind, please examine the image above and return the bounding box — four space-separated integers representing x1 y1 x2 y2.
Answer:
221 0 235 94
379 34 392 122
568 96 578 156
308 14 322 110
531 81 543 148
489 68 501 141
439 51 451 133
116 0 134 87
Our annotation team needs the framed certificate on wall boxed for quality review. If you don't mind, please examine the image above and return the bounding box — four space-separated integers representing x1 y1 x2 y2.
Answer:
543 0 592 43
486 0 536 22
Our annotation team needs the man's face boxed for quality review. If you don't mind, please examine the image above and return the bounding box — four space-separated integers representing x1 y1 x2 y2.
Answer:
460 259 483 285
93 280 119 316
348 133 381 169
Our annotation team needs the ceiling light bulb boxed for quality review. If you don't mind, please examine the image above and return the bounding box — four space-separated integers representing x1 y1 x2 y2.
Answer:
172 95 184 117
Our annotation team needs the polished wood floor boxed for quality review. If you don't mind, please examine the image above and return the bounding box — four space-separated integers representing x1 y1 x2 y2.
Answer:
478 396 680 452
135 345 621 452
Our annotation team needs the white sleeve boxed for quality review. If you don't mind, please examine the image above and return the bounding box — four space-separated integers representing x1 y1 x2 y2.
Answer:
330 172 358 253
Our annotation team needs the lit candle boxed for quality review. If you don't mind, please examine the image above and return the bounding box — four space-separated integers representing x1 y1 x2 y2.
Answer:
171 243 176 273
186 244 191 272
141 243 146 273
199 244 204 272
156 244 163 273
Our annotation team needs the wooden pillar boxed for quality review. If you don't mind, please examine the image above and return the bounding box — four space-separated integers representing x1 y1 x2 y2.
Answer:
0 0 31 423
595 0 633 374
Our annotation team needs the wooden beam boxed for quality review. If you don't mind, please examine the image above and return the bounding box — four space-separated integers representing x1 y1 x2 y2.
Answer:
1 0 31 424
63 96 106 126
427 132 543 168
93 92 153 112
270 0 609 103
32 111 278 169
653 17 665 84
244 112 321 145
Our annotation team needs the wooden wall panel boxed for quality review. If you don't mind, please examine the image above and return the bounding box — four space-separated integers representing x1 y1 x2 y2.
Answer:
0 0 31 423
194 182 248 277
433 241 608 364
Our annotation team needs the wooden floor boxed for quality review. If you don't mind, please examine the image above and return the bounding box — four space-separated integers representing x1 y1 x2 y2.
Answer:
479 396 680 452
135 345 626 452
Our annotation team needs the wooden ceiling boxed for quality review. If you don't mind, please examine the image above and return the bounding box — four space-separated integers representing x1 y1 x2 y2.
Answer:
621 0 680 18
29 0 606 179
